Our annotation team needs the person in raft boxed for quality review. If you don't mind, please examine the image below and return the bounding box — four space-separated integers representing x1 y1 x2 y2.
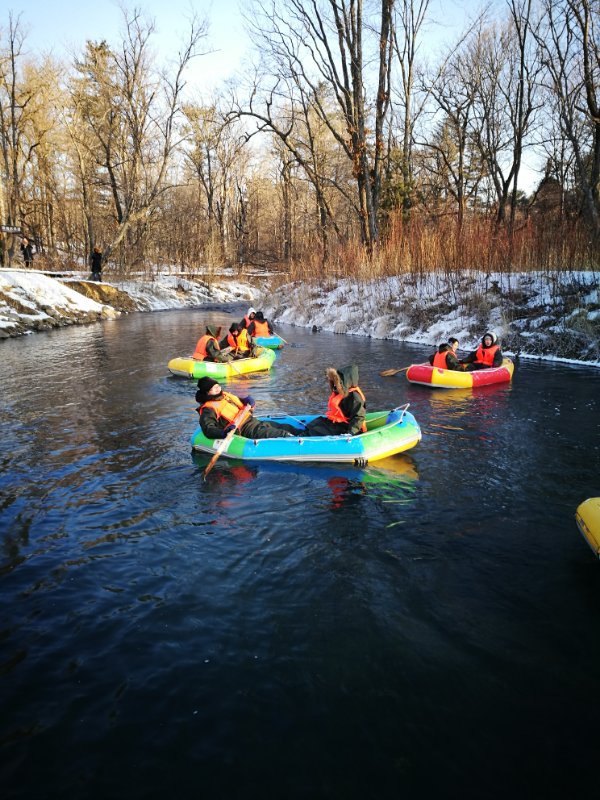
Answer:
192 325 232 363
461 331 503 371
247 311 273 338
195 378 302 439
220 322 253 359
240 307 256 329
429 339 463 371
305 365 367 437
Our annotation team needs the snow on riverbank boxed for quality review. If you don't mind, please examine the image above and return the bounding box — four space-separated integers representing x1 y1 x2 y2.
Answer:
1 267 598 365
258 269 600 365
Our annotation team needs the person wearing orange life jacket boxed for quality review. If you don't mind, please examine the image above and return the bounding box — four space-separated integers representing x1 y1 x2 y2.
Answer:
247 311 273 339
220 323 252 359
195 378 302 439
192 325 232 363
461 331 503 371
305 365 367 436
239 307 256 329
429 340 464 371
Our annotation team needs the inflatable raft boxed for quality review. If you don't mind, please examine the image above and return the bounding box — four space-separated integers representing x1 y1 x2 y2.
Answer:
168 347 276 379
253 335 285 349
406 358 514 389
575 497 600 558
191 405 422 464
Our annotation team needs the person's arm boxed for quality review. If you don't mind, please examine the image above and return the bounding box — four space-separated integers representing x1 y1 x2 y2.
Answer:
446 352 464 371
247 322 255 337
205 339 221 360
492 348 503 367
340 393 366 435
428 353 435 365
268 322 273 334
461 350 476 364
200 408 227 439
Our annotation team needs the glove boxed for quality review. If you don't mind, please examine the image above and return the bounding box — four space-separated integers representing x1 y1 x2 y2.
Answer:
241 396 256 408
223 423 236 435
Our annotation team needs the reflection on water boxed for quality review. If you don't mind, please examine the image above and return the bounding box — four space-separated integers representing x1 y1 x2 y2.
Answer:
1 311 600 799
191 451 420 512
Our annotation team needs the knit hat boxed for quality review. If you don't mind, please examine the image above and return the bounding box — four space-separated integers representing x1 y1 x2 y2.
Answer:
247 307 256 316
206 324 220 338
483 331 498 345
196 377 220 403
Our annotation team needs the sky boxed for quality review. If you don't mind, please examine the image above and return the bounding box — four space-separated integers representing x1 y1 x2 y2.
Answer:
6 0 492 94
6 0 249 94
3 0 539 188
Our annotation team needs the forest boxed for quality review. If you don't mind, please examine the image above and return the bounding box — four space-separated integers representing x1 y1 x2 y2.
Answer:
0 0 599 284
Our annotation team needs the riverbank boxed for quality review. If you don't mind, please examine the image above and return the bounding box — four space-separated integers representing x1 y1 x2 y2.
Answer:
1 267 598 364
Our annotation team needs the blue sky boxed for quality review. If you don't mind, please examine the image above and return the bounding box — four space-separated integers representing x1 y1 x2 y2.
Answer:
4 0 538 187
6 0 248 93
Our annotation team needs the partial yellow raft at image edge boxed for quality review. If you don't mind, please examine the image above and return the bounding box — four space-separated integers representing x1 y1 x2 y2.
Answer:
575 498 600 558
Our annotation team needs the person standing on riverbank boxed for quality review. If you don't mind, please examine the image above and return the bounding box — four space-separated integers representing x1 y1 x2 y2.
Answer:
89 246 103 281
20 237 33 267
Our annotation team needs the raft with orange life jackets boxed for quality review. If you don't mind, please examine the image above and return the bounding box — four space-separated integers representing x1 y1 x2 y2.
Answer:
167 347 276 379
191 405 422 464
406 358 514 389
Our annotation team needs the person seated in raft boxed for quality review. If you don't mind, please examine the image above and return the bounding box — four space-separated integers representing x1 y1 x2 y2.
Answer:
461 331 503 371
192 325 232 363
246 311 273 339
195 378 303 439
429 341 464 371
239 307 256 329
304 365 367 437
220 323 254 359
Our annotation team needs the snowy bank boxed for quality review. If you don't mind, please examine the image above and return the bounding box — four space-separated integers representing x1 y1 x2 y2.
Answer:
0 270 256 338
1 267 598 365
258 270 600 364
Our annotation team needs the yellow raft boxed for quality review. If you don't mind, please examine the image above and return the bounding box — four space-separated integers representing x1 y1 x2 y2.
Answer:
575 498 600 558
168 347 276 379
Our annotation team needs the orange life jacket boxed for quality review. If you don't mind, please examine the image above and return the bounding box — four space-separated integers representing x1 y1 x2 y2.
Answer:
326 387 367 432
252 319 270 337
433 350 451 369
243 315 253 328
474 343 499 367
192 334 218 361
201 391 245 424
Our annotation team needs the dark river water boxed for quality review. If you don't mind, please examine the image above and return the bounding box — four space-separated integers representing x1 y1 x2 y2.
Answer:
1 307 599 800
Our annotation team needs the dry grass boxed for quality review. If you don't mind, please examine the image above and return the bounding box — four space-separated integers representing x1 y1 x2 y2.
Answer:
277 212 599 283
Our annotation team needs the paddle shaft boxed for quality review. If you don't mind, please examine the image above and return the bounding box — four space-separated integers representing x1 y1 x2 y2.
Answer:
380 366 410 376
203 404 252 480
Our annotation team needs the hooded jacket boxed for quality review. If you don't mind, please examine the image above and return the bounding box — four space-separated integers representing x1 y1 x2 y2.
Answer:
324 365 367 434
461 332 503 368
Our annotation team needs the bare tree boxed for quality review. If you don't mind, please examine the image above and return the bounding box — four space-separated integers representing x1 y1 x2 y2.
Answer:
391 0 431 212
535 0 600 234
70 6 207 269
236 0 395 255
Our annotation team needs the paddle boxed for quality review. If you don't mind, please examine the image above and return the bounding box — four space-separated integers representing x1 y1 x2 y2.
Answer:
379 366 410 377
203 403 252 480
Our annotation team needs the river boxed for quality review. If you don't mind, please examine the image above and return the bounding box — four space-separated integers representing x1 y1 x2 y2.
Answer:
1 307 599 799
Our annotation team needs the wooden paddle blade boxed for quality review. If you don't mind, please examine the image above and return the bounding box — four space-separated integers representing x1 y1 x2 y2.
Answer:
380 366 409 376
